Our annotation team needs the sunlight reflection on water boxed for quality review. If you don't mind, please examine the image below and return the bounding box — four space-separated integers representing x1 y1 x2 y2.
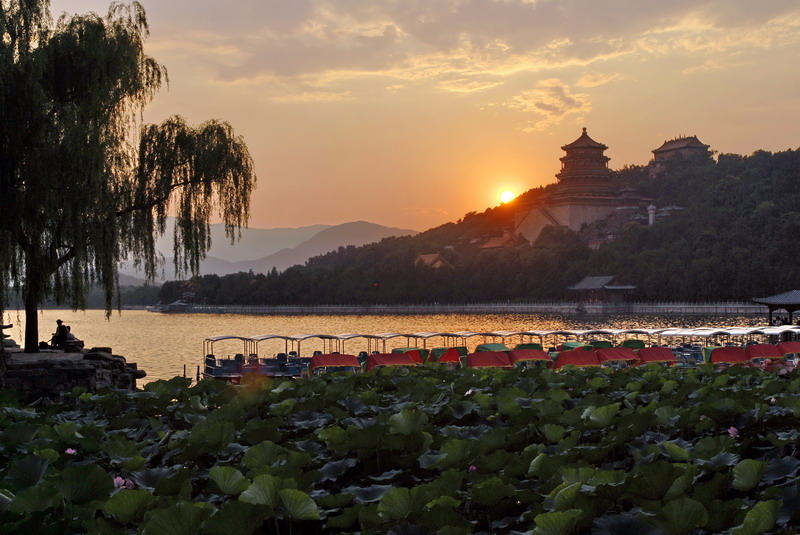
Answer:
6 310 766 384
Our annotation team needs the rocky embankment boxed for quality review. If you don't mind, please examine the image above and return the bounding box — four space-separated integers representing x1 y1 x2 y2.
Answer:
2 347 146 401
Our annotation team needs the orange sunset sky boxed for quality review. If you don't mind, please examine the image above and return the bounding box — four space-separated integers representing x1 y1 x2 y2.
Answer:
53 0 800 231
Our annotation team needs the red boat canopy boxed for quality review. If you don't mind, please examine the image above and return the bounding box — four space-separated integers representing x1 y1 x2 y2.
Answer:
635 347 677 365
366 353 421 372
435 347 462 364
777 341 800 355
508 348 551 364
744 344 783 360
710 346 749 364
595 347 638 363
555 349 602 369
310 354 360 372
466 351 512 368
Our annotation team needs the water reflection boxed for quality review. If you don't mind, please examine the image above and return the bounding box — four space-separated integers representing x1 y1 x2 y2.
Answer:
4 310 766 383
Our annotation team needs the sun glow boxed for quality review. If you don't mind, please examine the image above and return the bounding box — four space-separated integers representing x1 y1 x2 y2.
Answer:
500 190 516 203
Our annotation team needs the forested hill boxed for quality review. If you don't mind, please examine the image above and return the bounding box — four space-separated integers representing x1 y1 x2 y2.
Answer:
160 148 800 305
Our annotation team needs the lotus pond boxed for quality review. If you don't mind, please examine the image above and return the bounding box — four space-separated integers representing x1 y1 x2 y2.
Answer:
1 365 799 534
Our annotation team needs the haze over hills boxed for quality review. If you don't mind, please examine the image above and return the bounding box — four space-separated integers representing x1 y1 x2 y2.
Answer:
120 220 418 281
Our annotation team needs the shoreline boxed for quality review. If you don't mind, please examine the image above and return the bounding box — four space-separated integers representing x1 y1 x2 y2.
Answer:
144 300 767 317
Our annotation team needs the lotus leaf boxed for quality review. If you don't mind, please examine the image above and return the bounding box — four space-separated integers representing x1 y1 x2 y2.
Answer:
592 513 664 535
241 440 285 470
730 500 780 535
57 463 114 504
389 409 429 435
378 486 428 521
104 489 156 524
319 457 359 482
4 454 49 491
202 500 270 535
583 403 620 428
471 476 515 506
732 459 766 491
763 456 800 484
533 509 583 535
652 497 708 535
209 466 250 495
341 484 393 504
142 501 212 535
279 488 320 520
239 474 279 508
9 484 58 514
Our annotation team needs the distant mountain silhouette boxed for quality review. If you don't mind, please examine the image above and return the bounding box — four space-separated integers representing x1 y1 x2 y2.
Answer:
234 221 419 275
120 220 418 280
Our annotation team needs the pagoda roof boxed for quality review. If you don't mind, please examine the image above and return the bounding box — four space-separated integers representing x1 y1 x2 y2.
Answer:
752 290 800 308
653 135 709 153
561 127 607 151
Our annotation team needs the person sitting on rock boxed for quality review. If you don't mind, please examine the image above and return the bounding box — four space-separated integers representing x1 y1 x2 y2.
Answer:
50 319 69 348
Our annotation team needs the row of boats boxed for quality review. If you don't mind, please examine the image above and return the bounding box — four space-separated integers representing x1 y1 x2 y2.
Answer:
202 325 800 382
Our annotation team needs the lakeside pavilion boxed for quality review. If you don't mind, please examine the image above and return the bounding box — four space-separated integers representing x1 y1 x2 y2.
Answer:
752 290 800 324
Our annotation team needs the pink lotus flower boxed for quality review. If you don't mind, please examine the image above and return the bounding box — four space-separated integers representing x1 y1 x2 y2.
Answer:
64 448 77 455
113 477 135 489
468 465 477 473
727 427 739 438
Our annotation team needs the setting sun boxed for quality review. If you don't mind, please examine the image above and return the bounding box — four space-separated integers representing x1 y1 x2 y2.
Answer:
500 190 516 203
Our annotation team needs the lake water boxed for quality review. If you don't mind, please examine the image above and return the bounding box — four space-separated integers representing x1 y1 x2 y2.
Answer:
3 309 766 383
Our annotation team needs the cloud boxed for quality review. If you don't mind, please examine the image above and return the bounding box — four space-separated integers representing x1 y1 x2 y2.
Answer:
576 72 623 88
504 79 591 131
402 207 450 218
55 0 800 101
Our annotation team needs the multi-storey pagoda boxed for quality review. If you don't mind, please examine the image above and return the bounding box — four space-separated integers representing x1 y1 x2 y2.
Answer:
514 128 646 242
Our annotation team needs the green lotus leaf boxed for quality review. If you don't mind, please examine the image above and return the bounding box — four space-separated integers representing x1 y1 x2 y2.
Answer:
240 474 279 507
129 466 180 490
732 459 766 491
4 454 49 491
693 435 735 459
389 409 429 435
9 484 58 514
731 500 780 535
425 495 461 509
653 497 708 535
242 440 285 470
279 488 320 521
342 484 393 504
56 463 113 504
626 461 683 501
104 489 156 524
763 456 800 484
53 422 83 443
450 400 478 419
471 476 515 506
664 465 697 501
209 466 250 496
326 505 362 530
319 457 359 482
34 448 59 463
377 486 429 521
142 501 212 535
659 441 690 462
541 424 566 443
202 500 271 535
187 419 235 456
528 453 548 477
583 403 620 428
591 513 663 535
533 509 583 535
0 488 12 514
549 481 582 511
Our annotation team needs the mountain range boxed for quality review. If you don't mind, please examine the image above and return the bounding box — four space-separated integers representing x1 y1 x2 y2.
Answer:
119 220 418 282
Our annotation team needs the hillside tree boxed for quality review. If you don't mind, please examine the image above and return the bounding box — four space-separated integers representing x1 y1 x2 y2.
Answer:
0 0 255 351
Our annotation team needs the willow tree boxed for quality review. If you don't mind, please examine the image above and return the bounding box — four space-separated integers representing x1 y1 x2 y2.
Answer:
0 1 255 352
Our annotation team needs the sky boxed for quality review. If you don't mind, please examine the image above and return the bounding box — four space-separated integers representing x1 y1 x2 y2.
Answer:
51 0 800 232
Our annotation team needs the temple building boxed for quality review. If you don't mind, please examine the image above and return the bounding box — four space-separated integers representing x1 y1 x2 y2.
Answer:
652 135 710 162
514 128 647 243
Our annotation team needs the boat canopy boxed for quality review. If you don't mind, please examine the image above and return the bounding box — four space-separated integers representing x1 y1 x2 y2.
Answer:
508 349 551 364
636 347 676 365
744 344 782 360
366 353 421 371
710 346 749 364
555 349 602 369
310 354 360 372
466 351 512 368
596 347 638 362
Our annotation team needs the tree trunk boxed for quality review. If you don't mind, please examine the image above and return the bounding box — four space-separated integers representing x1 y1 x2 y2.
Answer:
24 288 40 353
